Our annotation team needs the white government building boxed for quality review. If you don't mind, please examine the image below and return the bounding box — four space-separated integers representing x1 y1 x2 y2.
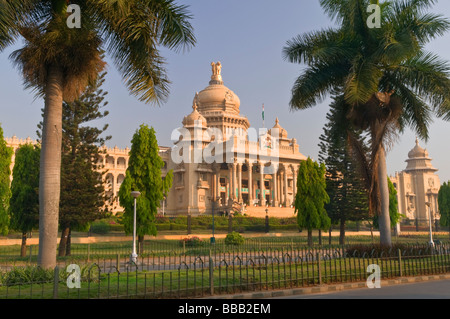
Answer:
5 63 442 223
6 63 308 218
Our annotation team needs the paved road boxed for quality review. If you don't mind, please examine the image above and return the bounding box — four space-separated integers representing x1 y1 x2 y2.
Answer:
275 279 450 299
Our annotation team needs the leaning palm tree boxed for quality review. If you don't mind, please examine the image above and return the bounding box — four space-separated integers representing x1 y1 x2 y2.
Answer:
0 0 195 268
283 0 450 245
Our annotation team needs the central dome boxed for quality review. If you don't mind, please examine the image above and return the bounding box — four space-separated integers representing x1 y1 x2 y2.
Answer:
196 62 241 114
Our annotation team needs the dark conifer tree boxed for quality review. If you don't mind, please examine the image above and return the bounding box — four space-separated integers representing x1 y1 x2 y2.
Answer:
318 95 369 244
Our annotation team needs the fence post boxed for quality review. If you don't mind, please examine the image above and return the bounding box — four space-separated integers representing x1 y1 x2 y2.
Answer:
316 252 322 285
87 244 91 263
209 249 214 296
29 245 33 264
398 249 402 277
53 266 60 299
117 254 120 272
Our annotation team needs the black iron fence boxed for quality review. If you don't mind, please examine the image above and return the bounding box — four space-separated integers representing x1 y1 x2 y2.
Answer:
1 243 449 299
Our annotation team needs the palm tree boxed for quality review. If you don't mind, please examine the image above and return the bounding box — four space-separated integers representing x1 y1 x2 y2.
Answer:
283 0 450 245
0 0 195 268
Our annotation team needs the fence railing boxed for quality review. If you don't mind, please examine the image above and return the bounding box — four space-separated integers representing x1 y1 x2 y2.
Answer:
1 244 450 299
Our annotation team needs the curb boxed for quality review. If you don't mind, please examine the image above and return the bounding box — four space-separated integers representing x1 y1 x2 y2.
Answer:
202 274 450 299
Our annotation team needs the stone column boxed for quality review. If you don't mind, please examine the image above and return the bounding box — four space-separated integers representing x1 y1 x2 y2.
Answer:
228 164 233 204
272 165 278 207
232 162 237 201
248 162 253 204
284 165 289 206
216 172 221 204
238 162 243 203
260 162 265 206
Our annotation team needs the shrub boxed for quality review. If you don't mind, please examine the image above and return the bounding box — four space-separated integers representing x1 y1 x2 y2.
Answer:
225 232 245 246
1 266 54 286
180 236 203 247
90 222 110 234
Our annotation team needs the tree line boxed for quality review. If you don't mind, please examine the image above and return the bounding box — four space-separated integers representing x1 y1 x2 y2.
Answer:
0 72 172 257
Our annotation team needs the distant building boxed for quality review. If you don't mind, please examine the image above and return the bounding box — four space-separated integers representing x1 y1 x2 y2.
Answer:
390 139 440 225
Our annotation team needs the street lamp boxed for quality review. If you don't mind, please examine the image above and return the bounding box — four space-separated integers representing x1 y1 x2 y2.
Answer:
425 201 434 247
130 191 141 263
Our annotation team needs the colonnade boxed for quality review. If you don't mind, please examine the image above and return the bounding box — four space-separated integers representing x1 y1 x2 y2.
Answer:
212 161 298 207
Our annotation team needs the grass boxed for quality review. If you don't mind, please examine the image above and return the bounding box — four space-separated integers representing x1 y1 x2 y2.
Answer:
1 232 449 265
1 252 449 299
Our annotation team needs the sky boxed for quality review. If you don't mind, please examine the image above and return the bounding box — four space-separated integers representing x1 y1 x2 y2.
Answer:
0 0 449 184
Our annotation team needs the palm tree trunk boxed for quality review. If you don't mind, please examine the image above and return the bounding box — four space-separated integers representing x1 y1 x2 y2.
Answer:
38 65 64 269
377 146 391 246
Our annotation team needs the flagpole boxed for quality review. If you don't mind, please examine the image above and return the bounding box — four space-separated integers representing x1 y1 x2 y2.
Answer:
262 104 265 129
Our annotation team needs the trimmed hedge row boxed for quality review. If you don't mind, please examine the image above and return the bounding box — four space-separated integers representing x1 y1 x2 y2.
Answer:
91 216 300 234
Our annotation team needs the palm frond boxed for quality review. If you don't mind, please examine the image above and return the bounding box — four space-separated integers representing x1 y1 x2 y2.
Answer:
289 61 351 110
283 28 353 66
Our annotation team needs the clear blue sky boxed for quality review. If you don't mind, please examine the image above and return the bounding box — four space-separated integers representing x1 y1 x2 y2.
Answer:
0 0 449 184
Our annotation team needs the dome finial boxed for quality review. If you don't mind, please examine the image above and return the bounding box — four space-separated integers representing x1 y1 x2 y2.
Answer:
210 61 223 84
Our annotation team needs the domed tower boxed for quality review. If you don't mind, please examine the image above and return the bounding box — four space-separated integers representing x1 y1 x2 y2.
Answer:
391 138 440 225
195 62 250 139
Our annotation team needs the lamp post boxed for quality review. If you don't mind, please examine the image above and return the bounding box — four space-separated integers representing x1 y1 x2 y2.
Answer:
130 191 141 263
425 201 434 247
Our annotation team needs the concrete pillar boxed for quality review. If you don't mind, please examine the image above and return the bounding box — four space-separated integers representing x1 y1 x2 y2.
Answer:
228 164 233 204
260 162 265 206
248 163 253 203
216 172 221 203
272 165 278 207
284 166 289 206
232 163 237 201
238 163 243 202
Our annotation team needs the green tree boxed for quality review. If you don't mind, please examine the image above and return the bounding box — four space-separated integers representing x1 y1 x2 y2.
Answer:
438 182 450 230
9 144 40 257
0 0 195 268
283 0 450 246
0 125 13 235
294 157 331 247
119 125 173 253
58 72 110 256
318 95 369 245
373 177 402 233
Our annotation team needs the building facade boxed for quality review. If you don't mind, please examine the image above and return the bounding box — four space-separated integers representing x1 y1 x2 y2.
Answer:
5 62 308 217
390 139 441 225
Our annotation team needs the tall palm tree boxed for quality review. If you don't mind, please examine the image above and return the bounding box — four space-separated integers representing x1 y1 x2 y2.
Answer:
283 0 450 245
0 0 195 268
